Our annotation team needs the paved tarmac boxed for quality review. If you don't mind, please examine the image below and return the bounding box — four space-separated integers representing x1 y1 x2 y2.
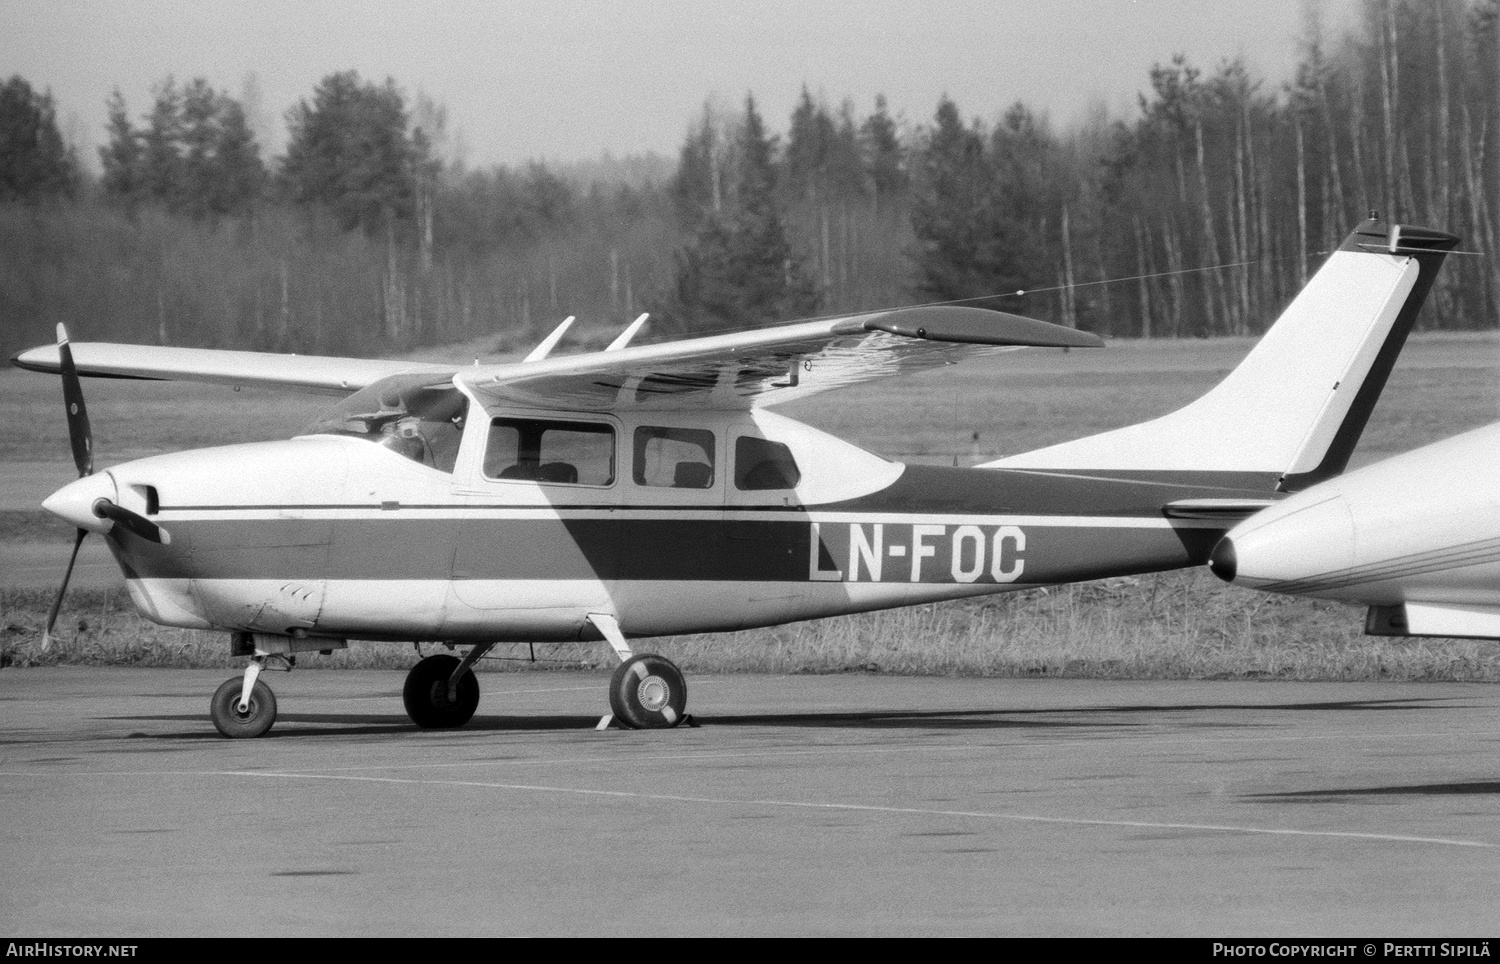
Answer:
1 668 1498 937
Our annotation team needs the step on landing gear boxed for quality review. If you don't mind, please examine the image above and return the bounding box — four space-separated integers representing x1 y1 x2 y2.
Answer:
589 613 690 730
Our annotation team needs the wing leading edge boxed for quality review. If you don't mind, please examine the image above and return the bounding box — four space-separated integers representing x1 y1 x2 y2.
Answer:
457 305 1102 411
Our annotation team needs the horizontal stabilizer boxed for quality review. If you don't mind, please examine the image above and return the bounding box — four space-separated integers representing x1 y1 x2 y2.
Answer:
1366 602 1500 640
1161 498 1278 522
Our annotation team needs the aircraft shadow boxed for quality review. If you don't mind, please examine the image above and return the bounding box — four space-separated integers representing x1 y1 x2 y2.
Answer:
93 696 1454 739
96 711 602 739
1246 780 1500 800
703 697 1450 732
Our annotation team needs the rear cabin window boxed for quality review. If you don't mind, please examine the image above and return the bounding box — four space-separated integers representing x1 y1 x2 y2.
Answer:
484 418 615 486
735 436 801 490
634 426 715 489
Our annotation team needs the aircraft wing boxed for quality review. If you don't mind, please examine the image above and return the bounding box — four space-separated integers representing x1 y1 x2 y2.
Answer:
10 341 460 396
456 305 1102 411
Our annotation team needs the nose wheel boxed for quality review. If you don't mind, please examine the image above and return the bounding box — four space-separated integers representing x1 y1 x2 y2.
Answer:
210 675 277 739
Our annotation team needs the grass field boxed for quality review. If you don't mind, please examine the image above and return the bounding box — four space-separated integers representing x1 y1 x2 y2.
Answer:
4 331 1500 679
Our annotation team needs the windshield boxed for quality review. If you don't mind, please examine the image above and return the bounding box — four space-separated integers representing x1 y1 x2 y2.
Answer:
303 374 468 473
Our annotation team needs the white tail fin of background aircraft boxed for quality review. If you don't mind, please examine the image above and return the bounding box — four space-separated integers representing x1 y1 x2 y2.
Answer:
986 218 1459 490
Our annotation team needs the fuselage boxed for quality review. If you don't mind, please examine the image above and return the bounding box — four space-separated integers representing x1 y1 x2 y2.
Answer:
44 387 1267 645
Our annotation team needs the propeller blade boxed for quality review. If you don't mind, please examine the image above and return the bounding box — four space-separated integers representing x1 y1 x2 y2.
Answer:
93 500 171 545
43 528 88 651
56 324 93 478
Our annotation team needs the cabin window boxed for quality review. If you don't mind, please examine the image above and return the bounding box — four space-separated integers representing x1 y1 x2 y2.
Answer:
634 426 715 489
734 436 801 490
305 376 468 474
484 418 615 486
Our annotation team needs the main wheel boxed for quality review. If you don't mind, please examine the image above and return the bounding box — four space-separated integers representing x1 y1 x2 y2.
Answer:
403 654 480 729
608 654 687 729
211 676 277 739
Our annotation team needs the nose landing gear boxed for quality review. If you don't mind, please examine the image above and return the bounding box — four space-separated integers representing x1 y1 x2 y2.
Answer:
210 674 277 738
210 653 283 739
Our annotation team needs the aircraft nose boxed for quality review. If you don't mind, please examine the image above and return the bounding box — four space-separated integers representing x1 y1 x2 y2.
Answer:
1208 537 1236 582
1218 495 1356 592
42 472 117 534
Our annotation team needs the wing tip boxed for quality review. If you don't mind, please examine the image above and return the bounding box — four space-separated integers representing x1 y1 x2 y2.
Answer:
11 344 60 374
863 305 1104 349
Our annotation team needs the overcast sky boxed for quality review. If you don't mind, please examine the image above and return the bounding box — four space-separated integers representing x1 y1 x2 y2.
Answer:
5 0 1359 171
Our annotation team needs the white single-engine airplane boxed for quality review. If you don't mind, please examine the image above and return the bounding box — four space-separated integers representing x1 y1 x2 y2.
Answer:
13 217 1457 738
1211 415 1500 641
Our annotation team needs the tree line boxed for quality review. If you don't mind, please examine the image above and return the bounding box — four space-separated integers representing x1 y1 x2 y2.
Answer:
0 0 1495 361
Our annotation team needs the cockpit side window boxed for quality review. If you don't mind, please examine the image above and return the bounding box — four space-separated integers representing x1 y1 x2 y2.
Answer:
734 436 801 490
304 376 468 473
483 418 615 486
634 426 715 489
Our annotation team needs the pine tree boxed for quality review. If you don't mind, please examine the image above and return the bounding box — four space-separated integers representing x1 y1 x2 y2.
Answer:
667 94 818 331
99 88 142 201
910 96 999 300
211 98 265 216
729 95 819 322
140 77 184 206
281 71 418 234
988 102 1058 292
672 103 727 226
179 78 221 218
0 75 76 202
861 93 905 204
784 87 834 204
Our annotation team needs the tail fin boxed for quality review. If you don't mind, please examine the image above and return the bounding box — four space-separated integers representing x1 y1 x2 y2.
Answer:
983 217 1459 490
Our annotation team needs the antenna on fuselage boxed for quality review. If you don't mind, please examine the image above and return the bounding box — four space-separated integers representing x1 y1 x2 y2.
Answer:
523 315 576 362
606 313 650 352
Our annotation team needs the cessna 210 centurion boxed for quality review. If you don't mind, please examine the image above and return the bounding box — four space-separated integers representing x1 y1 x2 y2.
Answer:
13 217 1457 738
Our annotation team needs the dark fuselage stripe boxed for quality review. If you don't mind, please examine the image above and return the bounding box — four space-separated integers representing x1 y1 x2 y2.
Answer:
115 514 1223 585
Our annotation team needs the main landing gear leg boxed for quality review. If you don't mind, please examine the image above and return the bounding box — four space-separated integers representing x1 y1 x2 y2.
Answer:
588 613 690 730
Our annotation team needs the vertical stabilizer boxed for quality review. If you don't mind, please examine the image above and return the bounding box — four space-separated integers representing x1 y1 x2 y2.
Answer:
984 218 1459 490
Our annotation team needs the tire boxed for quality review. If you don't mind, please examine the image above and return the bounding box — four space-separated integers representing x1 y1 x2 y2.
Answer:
210 676 277 739
608 654 687 729
403 654 480 729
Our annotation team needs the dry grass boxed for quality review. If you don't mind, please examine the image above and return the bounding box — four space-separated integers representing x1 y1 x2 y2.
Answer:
7 575 1499 681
